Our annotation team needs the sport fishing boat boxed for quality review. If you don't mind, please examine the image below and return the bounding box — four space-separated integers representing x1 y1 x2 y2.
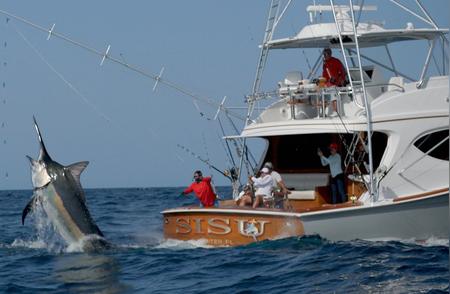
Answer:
162 1 449 246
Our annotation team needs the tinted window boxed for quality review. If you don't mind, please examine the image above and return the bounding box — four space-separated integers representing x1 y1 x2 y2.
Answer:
414 130 449 161
263 132 387 172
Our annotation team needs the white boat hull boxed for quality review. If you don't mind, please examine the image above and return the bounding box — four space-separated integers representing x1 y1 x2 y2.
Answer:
300 193 448 241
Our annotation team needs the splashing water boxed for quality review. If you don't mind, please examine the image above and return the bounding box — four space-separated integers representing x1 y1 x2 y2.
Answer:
12 201 67 253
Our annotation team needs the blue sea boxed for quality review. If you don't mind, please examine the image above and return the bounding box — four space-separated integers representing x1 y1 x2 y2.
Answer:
0 187 448 293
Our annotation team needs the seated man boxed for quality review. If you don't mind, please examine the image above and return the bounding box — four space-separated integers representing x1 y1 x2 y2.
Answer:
235 184 253 207
264 162 291 208
249 167 273 208
321 48 346 115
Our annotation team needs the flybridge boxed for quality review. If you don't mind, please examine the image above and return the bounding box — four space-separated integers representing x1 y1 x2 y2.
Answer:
267 4 448 49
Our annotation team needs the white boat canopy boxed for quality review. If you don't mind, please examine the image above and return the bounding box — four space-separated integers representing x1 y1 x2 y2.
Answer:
267 23 448 49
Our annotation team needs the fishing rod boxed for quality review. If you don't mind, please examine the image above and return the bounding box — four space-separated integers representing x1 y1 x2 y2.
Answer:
0 9 246 122
176 143 237 182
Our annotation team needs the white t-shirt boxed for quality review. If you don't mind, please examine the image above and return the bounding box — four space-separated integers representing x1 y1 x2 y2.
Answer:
270 171 282 188
251 174 273 198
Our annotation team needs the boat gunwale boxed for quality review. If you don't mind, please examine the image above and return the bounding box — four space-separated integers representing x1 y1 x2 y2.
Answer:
161 188 448 217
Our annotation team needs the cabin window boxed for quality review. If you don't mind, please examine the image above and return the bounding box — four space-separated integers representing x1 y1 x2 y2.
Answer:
413 129 449 161
262 132 387 173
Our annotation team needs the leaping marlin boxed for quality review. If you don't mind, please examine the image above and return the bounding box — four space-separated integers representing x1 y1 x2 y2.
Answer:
22 117 108 250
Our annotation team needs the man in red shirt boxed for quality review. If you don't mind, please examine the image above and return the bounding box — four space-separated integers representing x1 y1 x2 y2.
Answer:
181 170 217 207
322 48 346 87
322 48 346 115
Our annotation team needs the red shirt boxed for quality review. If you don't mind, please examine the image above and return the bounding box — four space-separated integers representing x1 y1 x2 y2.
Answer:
323 56 346 86
184 177 217 207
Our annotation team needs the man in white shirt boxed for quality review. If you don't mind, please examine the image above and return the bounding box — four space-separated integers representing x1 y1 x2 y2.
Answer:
264 162 290 196
249 167 273 208
318 143 346 204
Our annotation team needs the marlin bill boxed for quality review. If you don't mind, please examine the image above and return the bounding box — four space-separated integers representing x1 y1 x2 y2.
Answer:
22 117 108 251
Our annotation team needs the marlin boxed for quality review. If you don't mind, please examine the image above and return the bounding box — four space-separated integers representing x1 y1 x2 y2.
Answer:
22 117 108 250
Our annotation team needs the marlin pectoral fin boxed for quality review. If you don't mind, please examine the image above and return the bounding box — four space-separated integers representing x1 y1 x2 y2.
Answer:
22 196 37 225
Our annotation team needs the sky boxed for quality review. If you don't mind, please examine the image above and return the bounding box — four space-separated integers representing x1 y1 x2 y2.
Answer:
0 0 448 190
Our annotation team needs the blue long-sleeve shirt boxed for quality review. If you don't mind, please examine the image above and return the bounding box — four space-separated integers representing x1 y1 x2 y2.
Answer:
320 153 343 178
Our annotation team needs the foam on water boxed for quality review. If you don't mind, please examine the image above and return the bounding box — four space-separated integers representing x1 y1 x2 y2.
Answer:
65 234 109 253
365 236 449 247
10 238 48 250
156 238 213 249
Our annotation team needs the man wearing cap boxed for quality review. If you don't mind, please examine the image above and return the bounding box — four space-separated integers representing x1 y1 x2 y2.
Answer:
235 184 253 207
181 170 217 207
264 162 290 196
249 167 273 208
317 143 346 204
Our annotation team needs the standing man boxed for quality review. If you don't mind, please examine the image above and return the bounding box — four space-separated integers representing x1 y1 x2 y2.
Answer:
318 143 346 204
322 48 346 87
322 48 346 115
181 170 217 207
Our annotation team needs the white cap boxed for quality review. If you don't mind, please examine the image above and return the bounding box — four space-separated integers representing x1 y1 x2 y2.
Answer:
264 162 273 169
261 167 269 173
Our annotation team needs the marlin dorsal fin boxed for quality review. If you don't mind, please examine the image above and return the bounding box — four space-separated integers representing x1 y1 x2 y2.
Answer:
66 161 89 202
67 161 89 180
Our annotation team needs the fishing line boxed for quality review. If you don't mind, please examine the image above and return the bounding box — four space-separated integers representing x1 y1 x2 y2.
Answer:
3 9 244 187
10 22 179 175
176 143 231 181
216 132 234 167
12 24 113 123
201 132 213 176
223 111 258 169
1 17 8 180
0 9 246 122
17 19 230 183
216 116 236 167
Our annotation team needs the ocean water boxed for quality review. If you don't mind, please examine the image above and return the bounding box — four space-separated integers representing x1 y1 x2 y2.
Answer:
0 187 448 293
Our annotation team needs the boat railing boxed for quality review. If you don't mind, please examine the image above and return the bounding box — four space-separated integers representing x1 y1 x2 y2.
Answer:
248 79 404 122
275 84 362 119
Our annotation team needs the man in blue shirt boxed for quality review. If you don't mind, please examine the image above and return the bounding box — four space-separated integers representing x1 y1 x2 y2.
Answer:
318 143 346 204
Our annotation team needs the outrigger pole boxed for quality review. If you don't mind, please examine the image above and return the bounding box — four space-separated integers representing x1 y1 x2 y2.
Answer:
0 9 246 122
